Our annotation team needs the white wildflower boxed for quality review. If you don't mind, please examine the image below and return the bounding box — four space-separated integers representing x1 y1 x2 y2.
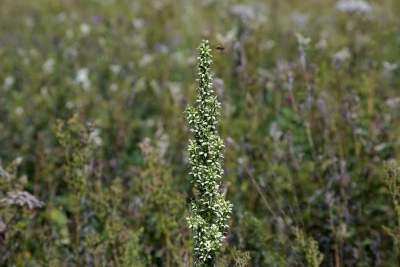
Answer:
315 39 328 50
88 129 102 146
3 76 15 90
41 87 49 97
16 107 24 116
42 58 55 74
386 97 400 108
132 18 145 29
382 61 398 74
109 83 118 92
74 68 91 91
1 191 45 209
79 23 91 36
230 4 256 20
335 0 372 13
15 157 23 165
332 47 351 67
296 33 311 46
139 54 154 67
110 64 121 74
66 102 74 109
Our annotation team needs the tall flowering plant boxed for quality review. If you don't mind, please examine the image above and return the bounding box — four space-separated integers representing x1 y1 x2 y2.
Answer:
186 40 233 266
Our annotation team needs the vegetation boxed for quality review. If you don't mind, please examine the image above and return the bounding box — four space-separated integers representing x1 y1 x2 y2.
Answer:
1 0 400 266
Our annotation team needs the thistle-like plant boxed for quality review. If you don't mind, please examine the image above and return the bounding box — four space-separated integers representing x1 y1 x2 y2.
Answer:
186 40 233 266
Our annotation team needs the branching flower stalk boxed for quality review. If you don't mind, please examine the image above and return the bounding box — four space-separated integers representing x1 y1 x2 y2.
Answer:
186 40 233 266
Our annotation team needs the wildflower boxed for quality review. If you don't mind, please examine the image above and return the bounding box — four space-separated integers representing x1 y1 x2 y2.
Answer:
153 43 168 53
315 39 328 50
383 61 398 76
132 18 146 29
139 54 154 67
91 16 102 24
110 64 121 74
230 4 256 20
154 43 162 51
335 0 372 13
290 11 308 26
295 33 311 47
66 102 74 109
15 157 23 165
3 76 15 90
16 107 24 116
88 128 102 146
79 23 91 36
386 97 400 109
1 191 45 209
332 47 351 68
42 58 55 74
74 68 91 91
186 40 233 266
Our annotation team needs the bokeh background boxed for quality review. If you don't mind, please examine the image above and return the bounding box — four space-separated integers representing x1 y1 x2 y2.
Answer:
1 0 400 266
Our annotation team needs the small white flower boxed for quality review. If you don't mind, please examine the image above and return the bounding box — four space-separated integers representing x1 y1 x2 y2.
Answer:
109 64 121 74
74 68 91 91
75 68 89 83
88 129 102 146
109 83 118 92
296 33 311 46
139 54 154 67
41 87 49 97
335 0 371 13
16 106 24 116
132 18 145 29
3 76 15 90
315 39 328 50
42 58 55 74
332 47 351 67
386 97 400 108
383 61 398 75
15 157 23 165
374 143 387 152
66 102 74 109
230 4 256 20
79 23 91 36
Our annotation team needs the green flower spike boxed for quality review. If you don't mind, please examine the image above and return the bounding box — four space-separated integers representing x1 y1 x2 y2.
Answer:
185 39 233 267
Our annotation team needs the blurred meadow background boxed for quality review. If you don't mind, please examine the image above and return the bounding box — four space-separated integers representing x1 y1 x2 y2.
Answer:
1 0 400 266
